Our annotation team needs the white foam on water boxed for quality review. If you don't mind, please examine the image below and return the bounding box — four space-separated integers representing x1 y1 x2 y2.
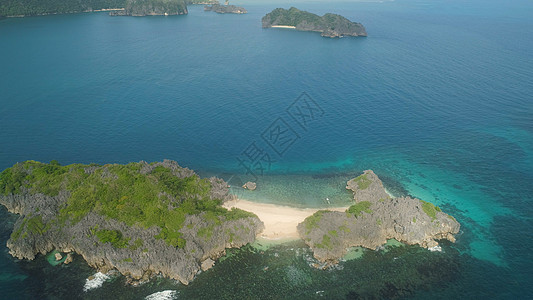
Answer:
83 272 110 292
145 290 178 300
428 245 442 252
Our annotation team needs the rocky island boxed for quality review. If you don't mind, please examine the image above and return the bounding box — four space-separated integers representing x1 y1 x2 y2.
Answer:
0 160 263 285
204 3 246 14
262 7 367 38
298 170 460 265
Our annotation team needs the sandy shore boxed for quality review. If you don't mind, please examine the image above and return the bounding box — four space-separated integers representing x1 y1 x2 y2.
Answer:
223 199 349 240
271 25 296 29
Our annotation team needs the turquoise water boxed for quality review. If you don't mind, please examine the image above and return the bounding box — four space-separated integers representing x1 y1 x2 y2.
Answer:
1 0 532 298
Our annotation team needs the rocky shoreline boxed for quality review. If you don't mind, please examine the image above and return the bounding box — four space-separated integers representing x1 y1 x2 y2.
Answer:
298 170 460 265
0 160 264 285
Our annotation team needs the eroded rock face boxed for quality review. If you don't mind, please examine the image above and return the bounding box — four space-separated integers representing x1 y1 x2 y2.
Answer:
64 253 74 264
201 258 215 271
298 170 460 264
0 160 264 285
346 170 391 202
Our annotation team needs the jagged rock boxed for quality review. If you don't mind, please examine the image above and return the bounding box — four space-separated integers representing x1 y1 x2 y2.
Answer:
242 182 257 191
64 253 74 264
346 170 391 202
201 258 215 271
298 170 460 264
55 252 63 261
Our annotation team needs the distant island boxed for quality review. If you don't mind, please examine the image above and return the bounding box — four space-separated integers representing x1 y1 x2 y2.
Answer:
262 7 367 38
0 160 263 285
0 0 216 18
204 4 246 14
109 0 187 16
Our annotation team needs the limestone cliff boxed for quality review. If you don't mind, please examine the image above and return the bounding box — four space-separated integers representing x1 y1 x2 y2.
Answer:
0 160 263 284
298 170 460 264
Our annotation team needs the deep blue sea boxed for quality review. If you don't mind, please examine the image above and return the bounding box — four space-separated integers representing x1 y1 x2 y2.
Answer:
1 0 532 298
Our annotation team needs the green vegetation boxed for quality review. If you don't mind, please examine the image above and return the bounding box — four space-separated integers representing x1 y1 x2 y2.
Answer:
413 217 417 223
95 229 130 248
420 200 441 221
0 0 189 17
9 215 50 241
328 230 338 237
347 201 373 218
339 225 351 233
0 0 126 17
376 219 382 226
198 225 215 239
352 174 372 190
263 7 322 27
379 198 386 202
129 238 144 250
26 215 50 235
122 257 133 263
302 210 327 234
1 161 257 248
122 0 187 16
315 234 333 250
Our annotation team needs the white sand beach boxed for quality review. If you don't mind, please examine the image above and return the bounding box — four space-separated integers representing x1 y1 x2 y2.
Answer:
271 25 296 29
223 199 349 240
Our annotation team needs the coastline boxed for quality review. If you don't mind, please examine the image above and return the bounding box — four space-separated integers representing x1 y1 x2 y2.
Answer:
223 199 349 240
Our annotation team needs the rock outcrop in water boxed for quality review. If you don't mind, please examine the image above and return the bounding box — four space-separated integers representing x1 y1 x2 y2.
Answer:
204 4 246 14
0 160 263 285
109 0 188 16
262 7 367 38
298 170 460 264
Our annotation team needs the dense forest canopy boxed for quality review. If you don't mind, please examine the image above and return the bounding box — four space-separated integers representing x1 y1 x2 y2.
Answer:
0 0 211 17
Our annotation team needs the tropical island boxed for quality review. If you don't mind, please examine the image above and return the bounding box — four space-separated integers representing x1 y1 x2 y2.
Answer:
0 160 263 285
0 0 217 17
0 160 460 283
262 7 367 38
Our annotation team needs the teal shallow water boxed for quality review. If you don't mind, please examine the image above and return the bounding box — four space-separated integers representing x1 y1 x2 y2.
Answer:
1 0 532 298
